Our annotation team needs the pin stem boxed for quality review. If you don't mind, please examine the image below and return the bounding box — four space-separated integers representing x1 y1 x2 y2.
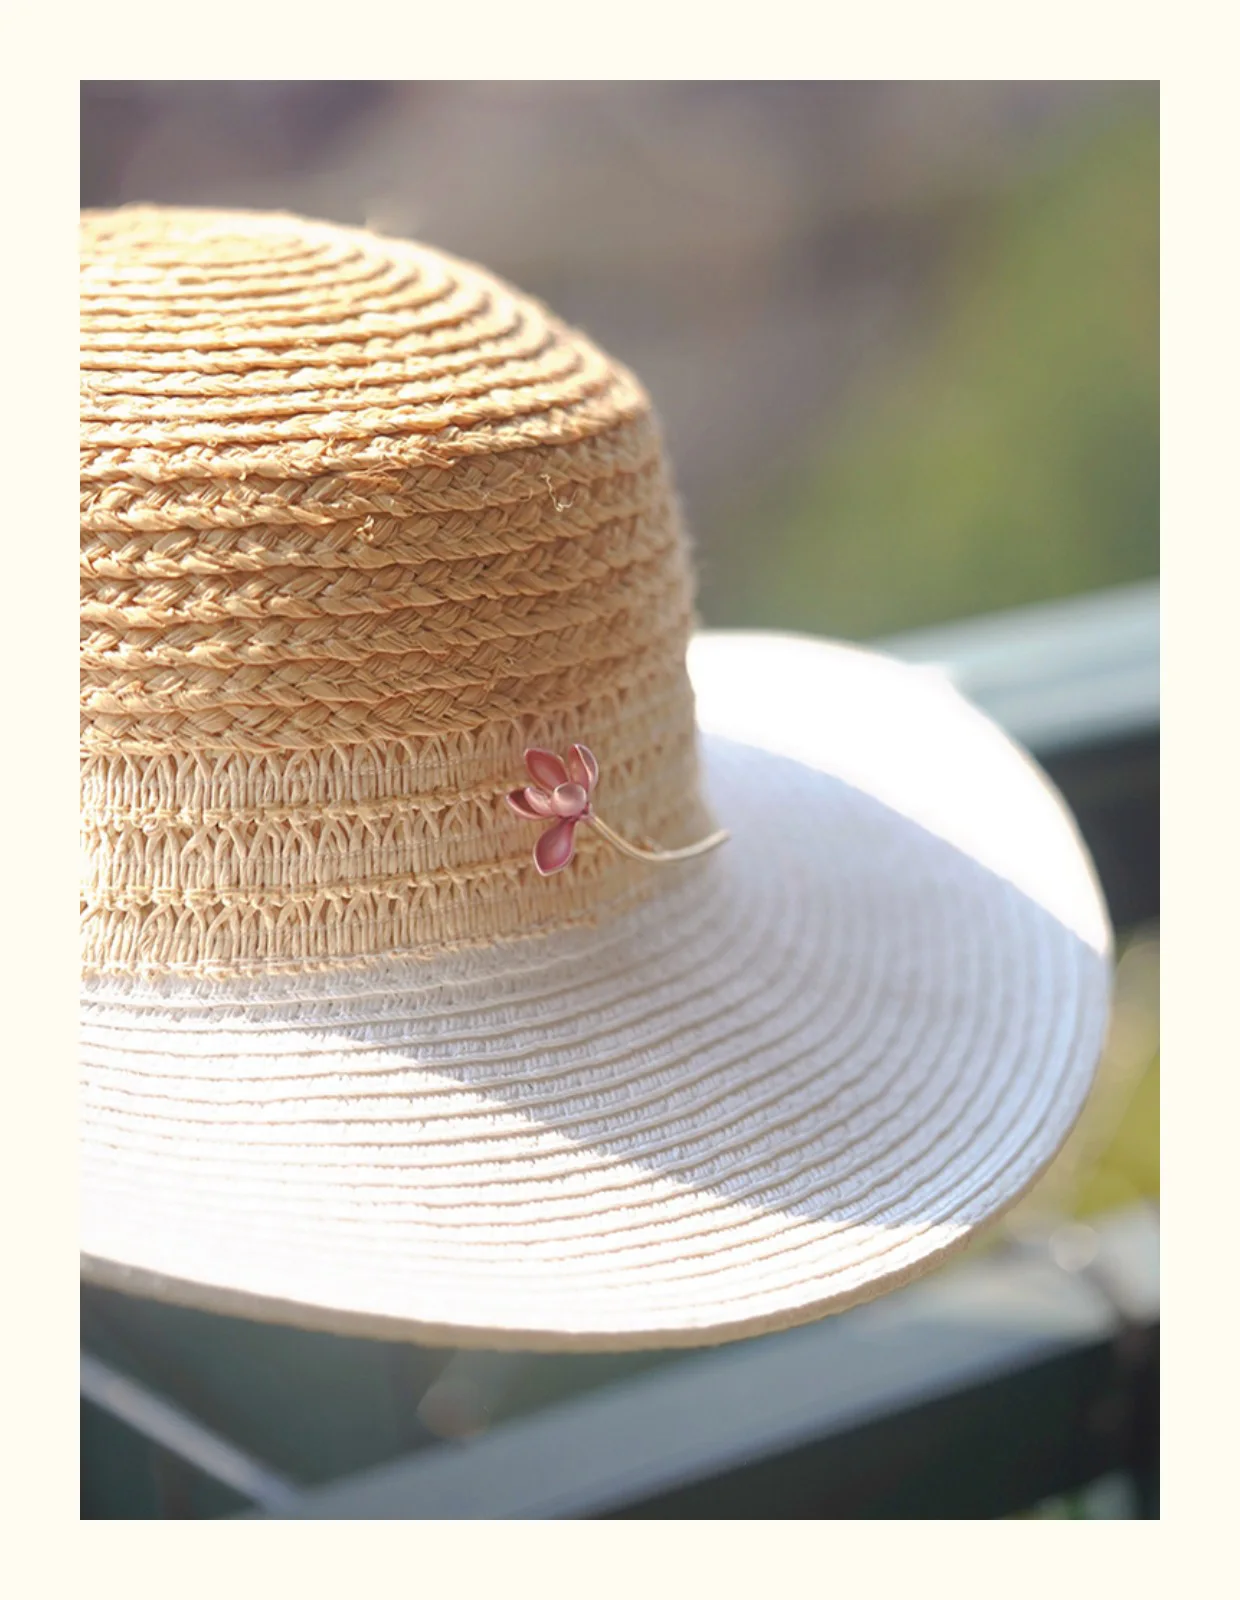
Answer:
587 814 730 864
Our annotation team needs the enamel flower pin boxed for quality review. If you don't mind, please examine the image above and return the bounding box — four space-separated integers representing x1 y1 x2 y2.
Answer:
507 744 729 876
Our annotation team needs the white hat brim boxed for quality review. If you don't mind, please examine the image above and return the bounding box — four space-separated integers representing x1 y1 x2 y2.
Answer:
80 633 1111 1351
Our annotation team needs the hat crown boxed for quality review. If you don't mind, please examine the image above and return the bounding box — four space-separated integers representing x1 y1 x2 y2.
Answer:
81 208 708 974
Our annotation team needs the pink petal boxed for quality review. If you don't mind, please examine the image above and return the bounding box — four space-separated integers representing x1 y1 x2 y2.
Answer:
550 782 589 818
533 818 577 875
521 785 557 817
525 748 569 789
568 744 599 792
506 787 553 820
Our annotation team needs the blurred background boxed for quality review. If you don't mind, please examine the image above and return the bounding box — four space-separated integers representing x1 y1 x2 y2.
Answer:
80 81 1158 1519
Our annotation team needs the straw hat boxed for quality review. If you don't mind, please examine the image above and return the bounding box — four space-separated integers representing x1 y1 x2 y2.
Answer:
80 206 1111 1351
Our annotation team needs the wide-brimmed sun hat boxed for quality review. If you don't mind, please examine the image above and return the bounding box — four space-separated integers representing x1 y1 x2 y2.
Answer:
80 206 1111 1351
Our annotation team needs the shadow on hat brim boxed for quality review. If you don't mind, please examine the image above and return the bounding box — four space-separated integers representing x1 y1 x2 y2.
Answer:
79 634 1111 1352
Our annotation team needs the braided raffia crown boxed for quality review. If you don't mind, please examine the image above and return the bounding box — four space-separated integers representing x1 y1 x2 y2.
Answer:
80 207 712 975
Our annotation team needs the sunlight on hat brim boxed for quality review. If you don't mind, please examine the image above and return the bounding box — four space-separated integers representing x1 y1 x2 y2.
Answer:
80 635 1111 1351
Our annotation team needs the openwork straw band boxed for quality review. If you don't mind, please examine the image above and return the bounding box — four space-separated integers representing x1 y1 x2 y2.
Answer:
80 209 714 975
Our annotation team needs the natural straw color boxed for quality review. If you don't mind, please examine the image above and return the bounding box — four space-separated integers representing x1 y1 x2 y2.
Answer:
81 207 710 975
80 209 1112 1352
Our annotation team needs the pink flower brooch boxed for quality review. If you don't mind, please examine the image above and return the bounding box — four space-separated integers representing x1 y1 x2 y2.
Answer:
506 744 730 877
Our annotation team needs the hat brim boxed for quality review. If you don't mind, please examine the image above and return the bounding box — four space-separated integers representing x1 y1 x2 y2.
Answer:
80 633 1111 1352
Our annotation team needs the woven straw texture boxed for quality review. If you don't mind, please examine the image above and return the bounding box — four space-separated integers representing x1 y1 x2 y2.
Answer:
81 638 1112 1349
80 209 1111 1350
81 207 708 975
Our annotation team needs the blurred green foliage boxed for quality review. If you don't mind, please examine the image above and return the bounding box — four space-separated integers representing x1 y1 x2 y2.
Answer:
707 102 1158 638
1075 1057 1160 1217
